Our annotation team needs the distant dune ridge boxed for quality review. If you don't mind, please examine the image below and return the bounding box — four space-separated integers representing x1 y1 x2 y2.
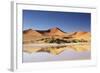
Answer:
23 27 90 41
45 27 67 36
23 29 42 36
23 27 66 36
69 32 91 41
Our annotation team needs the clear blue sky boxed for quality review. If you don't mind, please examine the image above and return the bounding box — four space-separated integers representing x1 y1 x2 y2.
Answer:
23 10 91 32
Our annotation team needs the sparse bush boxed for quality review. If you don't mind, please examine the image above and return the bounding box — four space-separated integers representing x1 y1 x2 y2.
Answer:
63 37 72 39
48 38 72 44
72 40 77 43
43 37 88 44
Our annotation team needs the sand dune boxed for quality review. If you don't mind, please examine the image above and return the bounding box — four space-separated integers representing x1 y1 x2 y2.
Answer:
23 27 91 55
23 28 90 41
70 32 91 40
44 27 67 36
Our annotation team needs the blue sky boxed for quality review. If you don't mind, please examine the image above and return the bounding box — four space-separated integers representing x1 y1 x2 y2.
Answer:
23 10 91 32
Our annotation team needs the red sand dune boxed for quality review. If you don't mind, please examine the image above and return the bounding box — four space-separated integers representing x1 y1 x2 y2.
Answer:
23 27 90 41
